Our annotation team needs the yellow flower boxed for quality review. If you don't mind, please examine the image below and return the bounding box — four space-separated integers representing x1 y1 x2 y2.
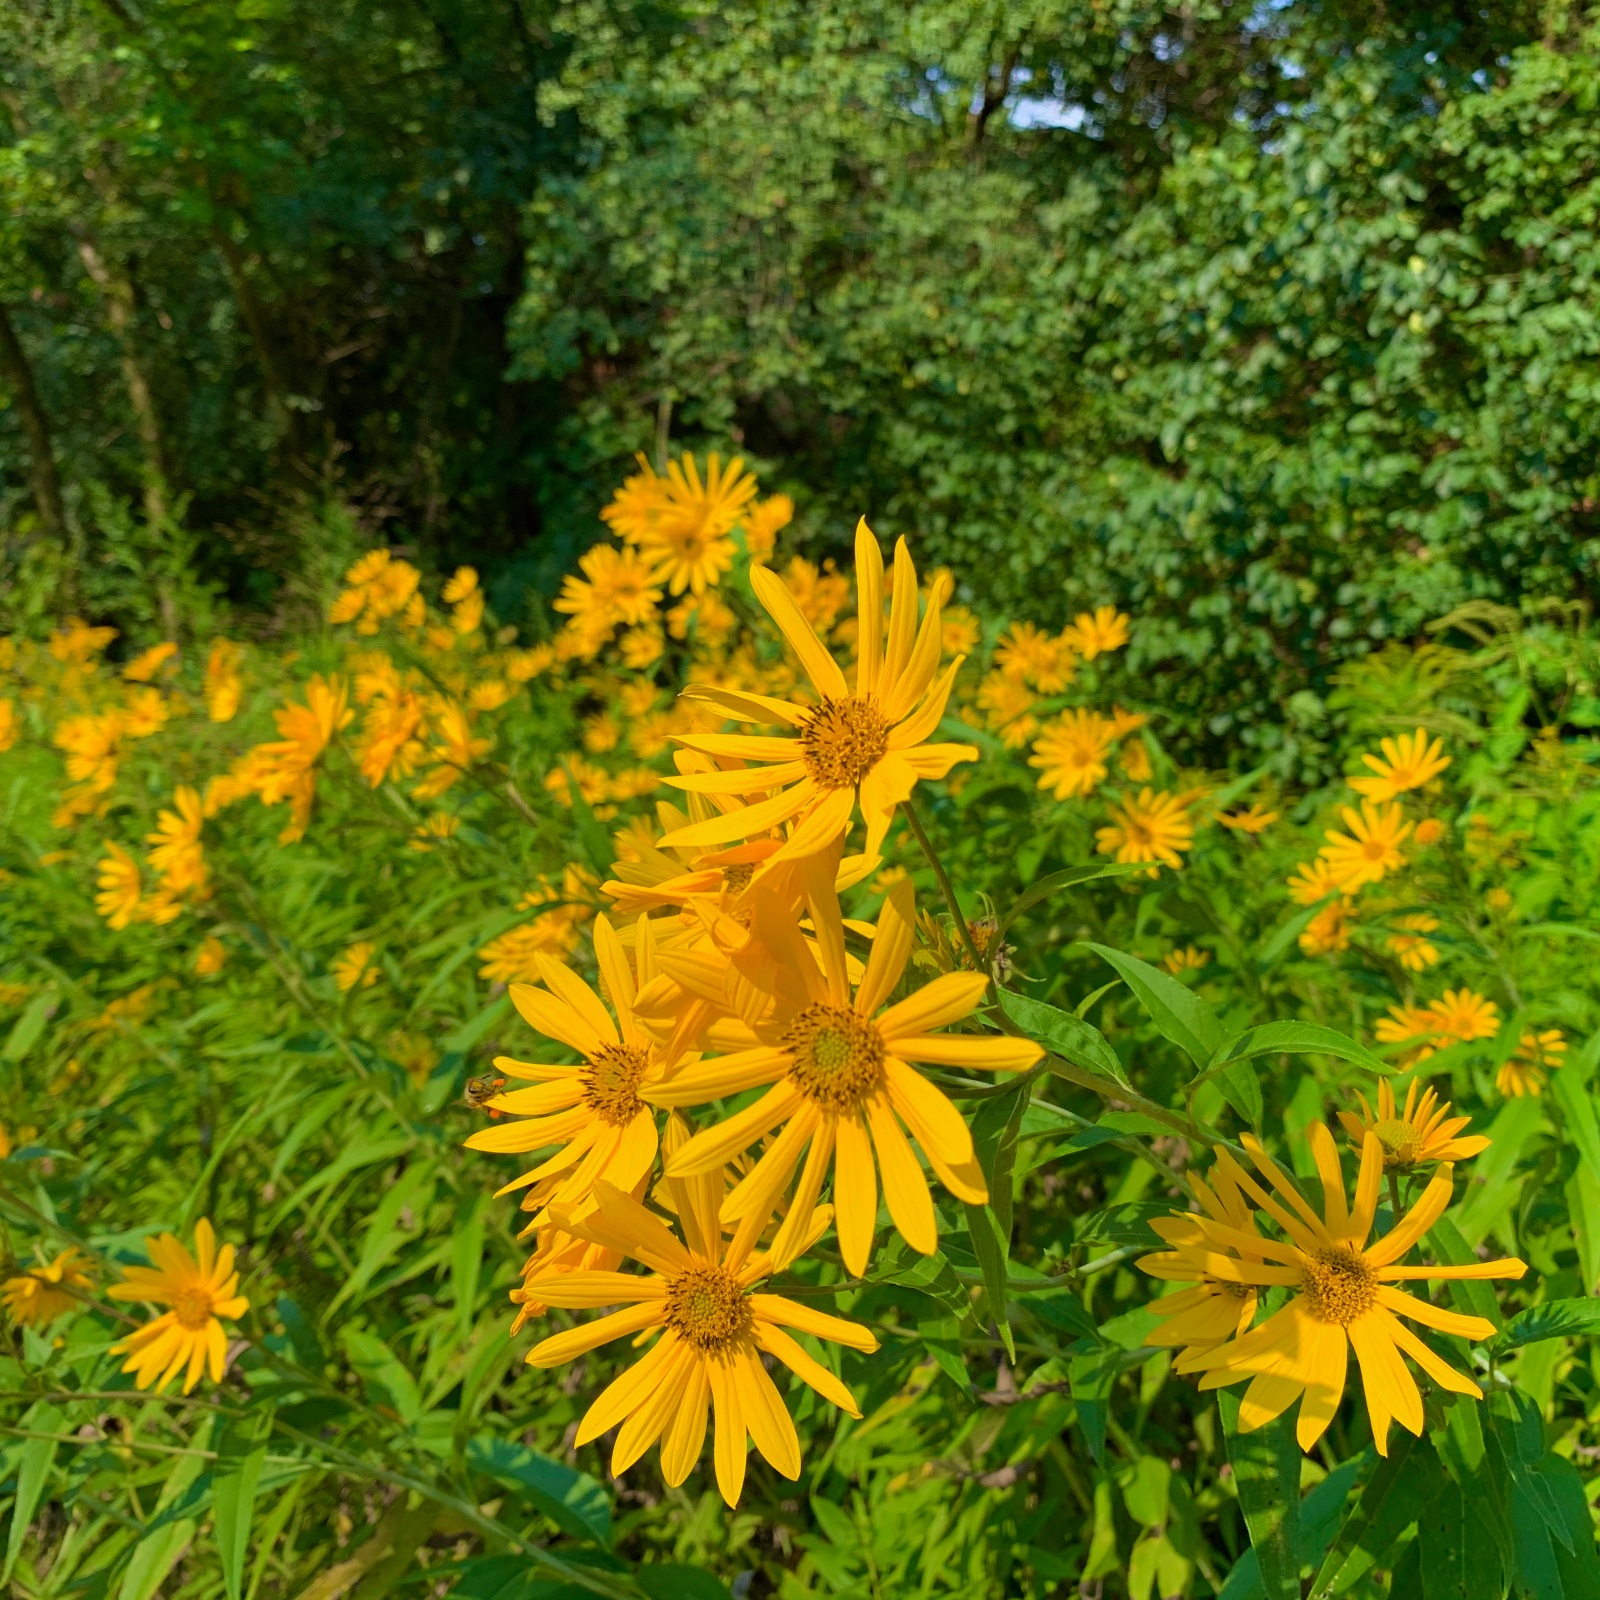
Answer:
1029 710 1115 799
1427 988 1500 1045
54 711 124 792
1385 913 1440 972
194 937 228 976
660 524 977 867
554 544 663 635
651 875 1043 1276
1373 1004 1442 1065
1347 728 1449 803
0 697 16 753
994 622 1077 693
204 640 244 722
409 813 460 851
1166 1128 1525 1455
1096 788 1193 872
742 493 794 562
122 642 178 682
252 676 353 842
1120 740 1153 782
96 842 145 930
776 556 851 633
976 671 1038 748
49 619 118 664
1299 902 1351 956
107 1220 250 1394
2 1247 95 1327
1498 1028 1566 1098
526 1162 876 1507
352 686 425 787
1338 1078 1488 1170
1163 946 1210 974
601 453 673 545
1138 1163 1263 1361
630 454 757 596
332 941 380 992
146 786 208 898
443 566 483 631
619 623 665 670
1286 858 1346 906
329 550 423 634
1317 802 1411 892
941 606 981 657
122 686 170 739
413 700 492 799
1485 886 1515 915
1062 606 1130 660
465 917 684 1232
1413 817 1445 847
1218 804 1278 834
505 644 555 683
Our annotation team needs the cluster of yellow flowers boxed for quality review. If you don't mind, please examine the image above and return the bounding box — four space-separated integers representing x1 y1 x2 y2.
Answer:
461 523 1048 1504
2 1221 249 1395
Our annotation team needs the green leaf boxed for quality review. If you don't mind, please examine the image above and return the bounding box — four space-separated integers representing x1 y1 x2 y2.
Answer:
961 1202 1015 1360
1455 1095 1543 1247
1218 1391 1299 1600
1081 941 1225 1068
1209 1021 1390 1078
213 1416 270 1600
962 1078 1026 1359
466 1436 613 1546
276 1294 326 1372
1430 1217 1503 1332
997 862 1145 937
118 1522 197 1600
343 1329 421 1422
1309 1434 1420 1599
1257 901 1326 969
4 1402 61 1582
323 1159 437 1318
636 1566 732 1600
998 989 1130 1090
1496 1298 1600 1350
3 990 54 1063
1551 1068 1600 1190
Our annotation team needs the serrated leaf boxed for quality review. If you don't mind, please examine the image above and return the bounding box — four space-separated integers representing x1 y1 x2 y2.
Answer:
998 989 1130 1090
1082 941 1225 1068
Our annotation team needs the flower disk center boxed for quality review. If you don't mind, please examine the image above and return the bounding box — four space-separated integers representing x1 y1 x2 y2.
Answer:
581 1042 651 1126
664 1264 752 1352
799 695 889 790
720 862 755 895
1300 1245 1378 1325
782 1003 886 1112
172 1286 215 1331
1373 1117 1420 1167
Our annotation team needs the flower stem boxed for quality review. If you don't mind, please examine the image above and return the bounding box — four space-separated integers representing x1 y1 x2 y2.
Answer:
900 796 985 970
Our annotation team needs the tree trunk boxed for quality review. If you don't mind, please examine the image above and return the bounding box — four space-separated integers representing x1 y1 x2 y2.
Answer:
0 300 67 541
73 231 170 526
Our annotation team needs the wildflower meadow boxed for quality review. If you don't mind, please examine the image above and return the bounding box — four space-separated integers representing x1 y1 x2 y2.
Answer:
3 451 1600 1599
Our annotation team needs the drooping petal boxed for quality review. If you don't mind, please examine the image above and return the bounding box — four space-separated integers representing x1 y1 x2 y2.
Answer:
525 1301 666 1364
734 1346 802 1479
705 1352 748 1507
834 1112 879 1276
755 1321 862 1416
877 973 990 1039
658 1356 711 1487
867 1094 937 1256
576 1330 682 1446
611 1340 695 1475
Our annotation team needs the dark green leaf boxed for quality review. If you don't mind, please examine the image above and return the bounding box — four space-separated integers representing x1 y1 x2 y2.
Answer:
1497 1298 1600 1350
1081 941 1226 1068
466 1436 613 1547
998 989 1130 1090
1218 1391 1299 1600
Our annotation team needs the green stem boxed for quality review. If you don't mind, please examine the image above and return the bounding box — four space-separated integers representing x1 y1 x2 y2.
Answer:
900 795 985 970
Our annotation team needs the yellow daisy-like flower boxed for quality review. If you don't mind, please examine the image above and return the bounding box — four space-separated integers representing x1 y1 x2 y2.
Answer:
1347 729 1449 803
204 640 244 723
122 642 178 683
1385 912 1440 972
465 917 686 1232
1299 901 1352 956
1167 1128 1525 1454
994 622 1077 693
1138 1163 1263 1360
742 493 794 562
633 454 758 596
1498 1028 1566 1098
107 1220 250 1394
95 842 145 930
2 1247 95 1327
1337 1078 1488 1170
146 786 208 897
1029 710 1114 799
1426 988 1500 1045
332 940 380 992
1218 804 1278 834
976 670 1039 749
252 675 353 842
1162 946 1210 974
657 523 977 866
650 874 1042 1276
1317 802 1411 892
1120 740 1153 782
194 936 228 976
1413 817 1446 847
553 544 663 633
1285 858 1347 907
1062 606 1130 660
1095 788 1193 872
1374 1004 1443 1065
601 453 672 545
526 1163 876 1507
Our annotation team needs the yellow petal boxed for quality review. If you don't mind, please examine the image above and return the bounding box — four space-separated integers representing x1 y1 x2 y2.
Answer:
834 1112 879 1276
877 972 990 1039
526 1301 665 1365
750 563 849 700
867 1094 937 1256
733 1346 801 1479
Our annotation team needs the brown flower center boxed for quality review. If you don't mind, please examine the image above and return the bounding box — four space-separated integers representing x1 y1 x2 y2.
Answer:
1362 838 1388 862
720 862 755 895
799 695 889 790
581 1042 651 1125
781 1002 885 1112
664 1264 752 1352
1300 1244 1377 1325
173 1286 215 1331
1373 1117 1420 1167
